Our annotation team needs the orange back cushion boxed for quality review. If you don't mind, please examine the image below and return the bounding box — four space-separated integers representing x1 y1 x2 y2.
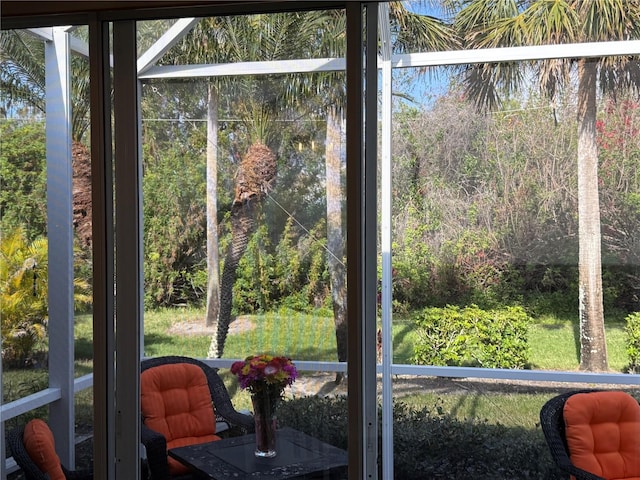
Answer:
22 419 66 480
141 363 220 475
564 391 640 479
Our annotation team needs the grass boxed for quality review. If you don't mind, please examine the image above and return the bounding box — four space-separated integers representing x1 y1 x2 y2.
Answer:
223 310 338 361
118 307 341 360
3 305 635 432
395 392 548 427
71 306 632 372
528 315 629 371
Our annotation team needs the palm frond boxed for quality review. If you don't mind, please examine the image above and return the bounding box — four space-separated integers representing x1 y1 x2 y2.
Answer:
464 71 500 111
453 0 521 47
0 31 46 110
599 56 640 100
521 0 578 45
452 0 640 109
1 29 91 139
576 0 640 42
390 2 459 53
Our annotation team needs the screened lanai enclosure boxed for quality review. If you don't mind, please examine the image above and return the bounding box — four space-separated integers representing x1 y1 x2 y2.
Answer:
1 2 640 479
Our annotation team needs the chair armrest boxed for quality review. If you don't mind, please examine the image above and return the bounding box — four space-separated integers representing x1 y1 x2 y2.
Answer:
204 367 255 435
7 427 48 480
141 424 170 480
564 465 605 480
63 466 94 480
217 409 255 435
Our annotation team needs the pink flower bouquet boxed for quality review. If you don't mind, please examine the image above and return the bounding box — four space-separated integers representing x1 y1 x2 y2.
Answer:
231 354 298 397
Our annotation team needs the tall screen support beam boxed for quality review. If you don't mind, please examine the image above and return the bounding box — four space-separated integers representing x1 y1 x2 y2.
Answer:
113 21 142 479
46 27 75 467
378 3 394 479
90 15 116 480
347 3 379 479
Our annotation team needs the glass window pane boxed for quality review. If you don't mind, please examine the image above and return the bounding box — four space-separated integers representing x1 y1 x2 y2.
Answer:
139 10 349 479
384 4 640 476
1 25 94 470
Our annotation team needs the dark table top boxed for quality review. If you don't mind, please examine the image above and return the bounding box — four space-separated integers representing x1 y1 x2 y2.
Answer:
168 427 348 479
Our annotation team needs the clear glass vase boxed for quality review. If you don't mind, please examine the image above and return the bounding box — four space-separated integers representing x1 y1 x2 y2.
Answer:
251 392 277 457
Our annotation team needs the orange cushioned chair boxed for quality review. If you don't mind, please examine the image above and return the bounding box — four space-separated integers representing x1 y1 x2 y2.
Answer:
540 390 640 480
141 356 254 480
7 419 93 480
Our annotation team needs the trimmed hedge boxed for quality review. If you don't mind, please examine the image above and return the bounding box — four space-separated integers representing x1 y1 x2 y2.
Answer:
277 396 565 479
626 312 640 374
412 304 531 369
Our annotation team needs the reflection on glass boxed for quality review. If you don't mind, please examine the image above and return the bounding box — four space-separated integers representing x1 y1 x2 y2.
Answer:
138 10 349 478
387 49 639 475
1 26 94 465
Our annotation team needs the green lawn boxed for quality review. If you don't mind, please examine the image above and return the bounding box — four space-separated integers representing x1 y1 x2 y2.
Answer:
398 391 548 427
120 307 341 360
72 306 633 371
3 306 635 430
527 315 629 372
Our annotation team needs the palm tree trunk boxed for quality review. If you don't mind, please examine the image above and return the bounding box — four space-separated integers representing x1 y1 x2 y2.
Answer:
205 83 220 327
577 59 608 372
326 109 347 382
207 199 257 358
72 141 92 247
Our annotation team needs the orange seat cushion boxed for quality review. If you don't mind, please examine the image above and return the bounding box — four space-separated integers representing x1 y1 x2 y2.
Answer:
141 363 221 475
564 391 640 480
22 419 66 480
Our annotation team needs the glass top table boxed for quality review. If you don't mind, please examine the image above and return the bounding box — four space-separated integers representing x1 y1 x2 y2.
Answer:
168 427 348 479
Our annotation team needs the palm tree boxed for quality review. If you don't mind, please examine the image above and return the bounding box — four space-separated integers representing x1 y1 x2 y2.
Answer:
312 4 456 381
168 13 331 353
177 6 455 359
202 12 327 357
448 0 640 371
1 29 93 246
167 18 234 328
241 4 457 378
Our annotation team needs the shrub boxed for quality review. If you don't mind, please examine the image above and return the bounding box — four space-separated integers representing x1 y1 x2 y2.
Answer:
1 227 92 366
142 145 206 308
0 121 47 241
2 370 49 431
234 218 331 314
625 312 640 374
277 396 564 479
1 228 48 366
412 304 530 369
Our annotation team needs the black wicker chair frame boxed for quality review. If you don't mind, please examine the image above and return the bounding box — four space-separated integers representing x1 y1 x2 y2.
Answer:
540 389 614 480
7 424 93 480
140 355 254 480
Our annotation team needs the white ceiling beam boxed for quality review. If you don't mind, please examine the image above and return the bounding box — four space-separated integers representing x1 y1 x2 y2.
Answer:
28 27 89 58
138 57 346 79
69 36 89 58
139 39 640 81
27 27 53 41
137 17 200 75
394 40 640 68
